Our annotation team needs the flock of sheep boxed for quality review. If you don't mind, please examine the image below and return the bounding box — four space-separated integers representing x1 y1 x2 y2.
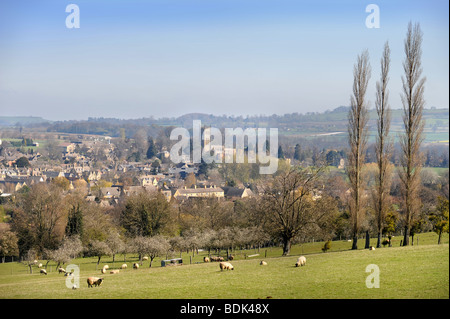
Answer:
204 254 307 271
35 254 308 288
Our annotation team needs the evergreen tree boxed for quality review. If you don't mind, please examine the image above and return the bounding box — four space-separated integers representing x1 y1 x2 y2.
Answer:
198 159 209 177
294 144 302 161
278 145 285 159
15 156 31 168
65 204 83 238
146 138 157 159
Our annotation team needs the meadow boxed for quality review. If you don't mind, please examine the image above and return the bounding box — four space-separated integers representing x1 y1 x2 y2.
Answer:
0 232 447 299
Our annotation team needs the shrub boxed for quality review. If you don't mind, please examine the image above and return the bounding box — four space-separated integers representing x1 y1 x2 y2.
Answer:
322 240 331 252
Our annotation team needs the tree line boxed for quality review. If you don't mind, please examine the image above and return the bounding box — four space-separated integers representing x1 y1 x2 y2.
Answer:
1 156 447 264
345 21 448 249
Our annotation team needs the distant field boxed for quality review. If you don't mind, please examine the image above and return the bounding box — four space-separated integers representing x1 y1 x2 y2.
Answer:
0 138 47 151
0 232 447 299
280 129 449 144
422 167 449 176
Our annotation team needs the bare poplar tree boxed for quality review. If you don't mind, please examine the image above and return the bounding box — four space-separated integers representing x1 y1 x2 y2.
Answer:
347 50 371 250
374 42 393 248
399 22 426 246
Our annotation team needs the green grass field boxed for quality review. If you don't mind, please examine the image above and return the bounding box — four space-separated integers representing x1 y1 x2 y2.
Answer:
0 232 448 299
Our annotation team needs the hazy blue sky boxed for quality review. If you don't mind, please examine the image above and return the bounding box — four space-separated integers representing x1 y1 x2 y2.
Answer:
0 0 448 120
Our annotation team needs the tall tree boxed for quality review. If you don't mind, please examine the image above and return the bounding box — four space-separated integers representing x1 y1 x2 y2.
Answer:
197 159 209 178
278 145 285 159
399 22 426 246
374 42 393 248
146 137 157 159
120 191 173 237
347 50 371 250
258 166 326 256
11 183 67 256
294 144 302 161
0 229 19 263
133 128 148 155
65 204 83 238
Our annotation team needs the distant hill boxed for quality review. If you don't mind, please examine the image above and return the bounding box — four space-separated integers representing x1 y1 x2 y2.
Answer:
0 116 51 127
5 106 449 144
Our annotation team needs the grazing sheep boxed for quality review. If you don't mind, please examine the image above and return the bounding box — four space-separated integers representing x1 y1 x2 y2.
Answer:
87 277 104 288
142 256 149 261
72 285 77 290
110 269 120 274
228 255 234 261
103 265 109 270
101 267 107 274
260 261 268 266
58 267 66 274
219 262 234 271
203 257 210 263
133 263 139 269
40 269 47 275
369 246 376 251
210 256 224 262
38 263 43 268
295 256 306 267
120 264 128 269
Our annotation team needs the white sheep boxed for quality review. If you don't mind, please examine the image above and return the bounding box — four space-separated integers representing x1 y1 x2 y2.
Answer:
103 265 109 270
142 257 149 261
58 267 66 274
133 263 139 269
120 264 128 269
40 269 47 275
110 269 120 274
295 256 306 267
369 246 376 251
38 263 43 268
260 261 268 266
219 262 234 271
